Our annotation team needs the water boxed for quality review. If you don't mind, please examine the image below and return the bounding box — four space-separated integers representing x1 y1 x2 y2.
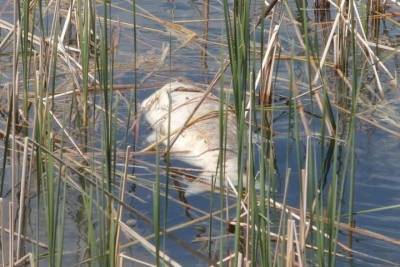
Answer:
127 1 400 266
0 0 399 266
124 1 400 265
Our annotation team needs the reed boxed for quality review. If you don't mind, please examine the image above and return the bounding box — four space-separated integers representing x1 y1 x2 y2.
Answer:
0 0 399 266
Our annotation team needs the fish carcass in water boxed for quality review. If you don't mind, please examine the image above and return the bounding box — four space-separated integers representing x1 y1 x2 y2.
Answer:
140 81 244 194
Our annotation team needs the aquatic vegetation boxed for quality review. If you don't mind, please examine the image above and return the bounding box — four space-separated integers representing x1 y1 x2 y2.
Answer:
0 0 399 266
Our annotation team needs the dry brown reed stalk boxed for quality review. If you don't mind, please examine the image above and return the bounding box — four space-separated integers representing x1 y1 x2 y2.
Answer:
16 138 29 260
201 0 210 74
139 110 225 154
0 29 13 50
285 219 295 267
113 1 220 62
331 72 400 138
0 227 48 250
312 0 346 86
263 41 278 113
0 0 398 264
165 61 229 153
120 202 238 252
234 217 347 263
139 44 170 85
299 168 307 260
119 253 155 267
211 253 234 266
0 198 4 267
334 0 395 100
110 2 197 46
230 217 398 266
8 202 13 266
244 25 279 119
269 195 400 247
46 109 87 160
272 169 291 266
244 76 254 264
24 138 156 227
0 16 98 85
115 146 130 265
119 222 182 267
293 223 303 267
284 1 336 135
283 59 312 136
54 118 400 266
14 252 34 267
10 1 20 263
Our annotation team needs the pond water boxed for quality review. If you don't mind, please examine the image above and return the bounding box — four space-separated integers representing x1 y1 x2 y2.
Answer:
0 0 399 266
115 1 400 266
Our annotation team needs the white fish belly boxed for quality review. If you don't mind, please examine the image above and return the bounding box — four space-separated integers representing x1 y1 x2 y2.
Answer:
141 81 239 183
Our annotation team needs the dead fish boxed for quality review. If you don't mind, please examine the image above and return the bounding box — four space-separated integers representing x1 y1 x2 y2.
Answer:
140 81 244 194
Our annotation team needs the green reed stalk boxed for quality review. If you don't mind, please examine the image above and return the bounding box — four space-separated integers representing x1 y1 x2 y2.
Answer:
248 70 257 264
154 133 161 266
34 71 43 267
99 0 112 193
300 0 314 104
163 82 172 255
78 0 91 129
91 0 114 265
53 109 69 267
44 122 56 265
218 74 227 265
124 0 137 145
346 0 359 229
20 0 31 124
222 1 250 265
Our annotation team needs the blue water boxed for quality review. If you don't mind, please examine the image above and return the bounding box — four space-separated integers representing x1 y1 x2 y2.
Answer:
0 0 399 266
